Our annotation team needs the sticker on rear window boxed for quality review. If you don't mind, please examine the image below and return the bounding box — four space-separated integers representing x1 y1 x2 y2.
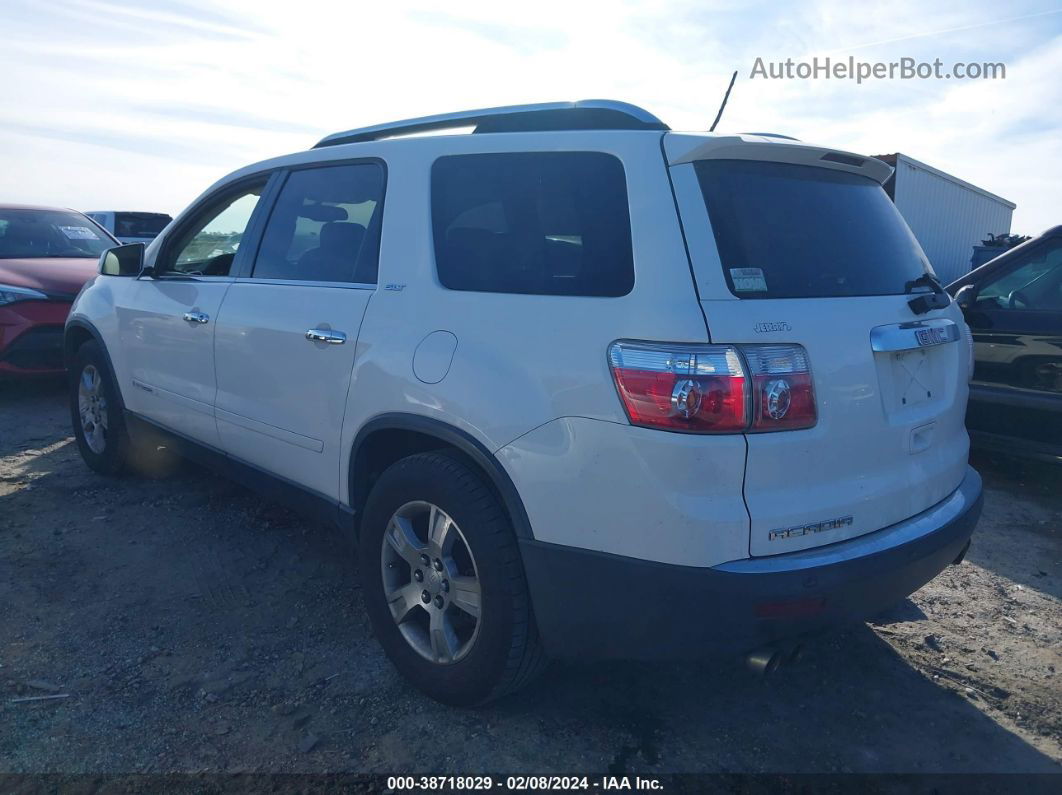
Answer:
58 225 101 240
729 267 767 292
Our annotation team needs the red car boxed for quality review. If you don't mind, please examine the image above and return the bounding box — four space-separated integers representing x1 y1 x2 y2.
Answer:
0 204 118 377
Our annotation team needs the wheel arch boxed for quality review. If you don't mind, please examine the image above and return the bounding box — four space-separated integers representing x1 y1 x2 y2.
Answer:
64 319 126 411
349 413 534 541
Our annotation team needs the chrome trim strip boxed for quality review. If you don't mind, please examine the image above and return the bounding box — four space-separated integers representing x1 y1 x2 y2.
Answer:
130 380 214 415
870 318 960 352
715 468 981 573
315 100 668 147
232 278 376 290
141 274 235 283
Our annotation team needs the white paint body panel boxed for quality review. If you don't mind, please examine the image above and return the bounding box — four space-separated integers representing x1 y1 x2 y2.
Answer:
668 151 972 556
335 131 716 469
213 280 373 499
497 417 749 566
115 278 231 446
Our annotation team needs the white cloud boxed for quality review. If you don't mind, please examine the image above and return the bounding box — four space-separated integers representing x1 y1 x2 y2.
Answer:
0 0 1058 233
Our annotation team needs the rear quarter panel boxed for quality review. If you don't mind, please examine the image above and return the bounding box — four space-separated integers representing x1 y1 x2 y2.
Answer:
335 132 751 558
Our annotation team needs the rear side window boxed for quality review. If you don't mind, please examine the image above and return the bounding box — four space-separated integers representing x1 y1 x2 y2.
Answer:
432 152 634 296
695 160 931 299
253 163 385 284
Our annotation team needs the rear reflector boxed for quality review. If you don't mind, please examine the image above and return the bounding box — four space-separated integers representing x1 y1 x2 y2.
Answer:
608 341 815 434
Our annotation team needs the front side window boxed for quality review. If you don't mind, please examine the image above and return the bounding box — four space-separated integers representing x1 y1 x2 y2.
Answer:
252 163 386 284
0 209 115 259
976 241 1062 312
163 183 265 276
431 152 634 297
696 160 932 299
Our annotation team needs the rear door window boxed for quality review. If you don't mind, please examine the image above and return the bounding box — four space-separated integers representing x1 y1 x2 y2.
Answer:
432 152 634 297
252 163 386 284
695 160 932 299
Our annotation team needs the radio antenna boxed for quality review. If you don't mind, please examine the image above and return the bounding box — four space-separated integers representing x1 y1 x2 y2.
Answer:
709 70 738 132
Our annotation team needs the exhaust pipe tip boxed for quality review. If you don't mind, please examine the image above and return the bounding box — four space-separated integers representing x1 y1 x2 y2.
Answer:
746 647 783 676
746 642 804 676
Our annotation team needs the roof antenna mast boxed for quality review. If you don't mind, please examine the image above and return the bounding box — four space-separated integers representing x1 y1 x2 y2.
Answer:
709 71 738 132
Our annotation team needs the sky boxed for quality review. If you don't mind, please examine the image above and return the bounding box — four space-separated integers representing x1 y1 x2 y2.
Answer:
1 0 1060 235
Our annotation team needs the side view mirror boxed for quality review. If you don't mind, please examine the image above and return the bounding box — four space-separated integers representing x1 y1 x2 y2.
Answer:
99 243 148 277
953 284 977 310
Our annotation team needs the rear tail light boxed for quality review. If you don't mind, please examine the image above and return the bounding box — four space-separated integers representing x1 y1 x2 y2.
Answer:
742 344 816 431
608 342 747 432
607 341 815 434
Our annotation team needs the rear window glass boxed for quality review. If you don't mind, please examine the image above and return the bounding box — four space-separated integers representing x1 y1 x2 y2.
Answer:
695 160 932 299
115 213 171 238
432 152 634 297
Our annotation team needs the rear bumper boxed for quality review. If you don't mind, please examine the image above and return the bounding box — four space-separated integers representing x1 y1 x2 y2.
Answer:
0 301 71 376
521 466 982 660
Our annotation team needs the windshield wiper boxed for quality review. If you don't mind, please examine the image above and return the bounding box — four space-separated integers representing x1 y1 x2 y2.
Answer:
905 273 950 314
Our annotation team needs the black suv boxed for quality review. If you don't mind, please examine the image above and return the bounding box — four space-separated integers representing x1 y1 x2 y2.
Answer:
950 226 1062 462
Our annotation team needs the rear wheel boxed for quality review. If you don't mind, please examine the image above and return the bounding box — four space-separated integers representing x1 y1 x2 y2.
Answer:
359 451 545 705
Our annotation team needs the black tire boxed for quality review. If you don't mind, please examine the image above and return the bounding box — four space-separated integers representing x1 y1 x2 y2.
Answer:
359 451 546 705
69 340 180 477
69 340 133 475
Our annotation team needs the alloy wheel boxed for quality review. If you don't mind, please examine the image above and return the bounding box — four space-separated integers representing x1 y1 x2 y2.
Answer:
380 501 482 664
77 364 108 455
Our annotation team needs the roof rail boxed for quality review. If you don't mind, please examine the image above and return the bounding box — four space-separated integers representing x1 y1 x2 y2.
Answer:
313 100 669 148
739 132 801 141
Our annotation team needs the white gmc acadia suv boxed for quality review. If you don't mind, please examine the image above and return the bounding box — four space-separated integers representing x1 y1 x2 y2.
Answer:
65 100 983 705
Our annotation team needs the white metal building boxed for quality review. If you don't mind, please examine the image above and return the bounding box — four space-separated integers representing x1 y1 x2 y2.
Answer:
875 153 1015 285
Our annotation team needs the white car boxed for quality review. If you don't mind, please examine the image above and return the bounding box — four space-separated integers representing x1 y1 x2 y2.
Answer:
65 100 983 705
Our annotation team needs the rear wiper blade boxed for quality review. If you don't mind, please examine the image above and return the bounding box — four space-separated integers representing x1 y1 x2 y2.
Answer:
905 273 945 294
905 273 950 315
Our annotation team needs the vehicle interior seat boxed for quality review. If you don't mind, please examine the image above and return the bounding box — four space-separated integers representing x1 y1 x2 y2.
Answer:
297 221 365 282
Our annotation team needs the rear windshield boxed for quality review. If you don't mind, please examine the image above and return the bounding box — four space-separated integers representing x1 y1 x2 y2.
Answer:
0 209 114 259
115 212 171 238
695 160 932 299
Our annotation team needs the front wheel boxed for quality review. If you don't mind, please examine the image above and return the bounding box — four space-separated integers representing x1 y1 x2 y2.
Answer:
69 340 132 475
69 340 178 477
359 451 545 705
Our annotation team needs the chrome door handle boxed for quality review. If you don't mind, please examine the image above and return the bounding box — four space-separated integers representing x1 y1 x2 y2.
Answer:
183 311 209 324
305 328 346 344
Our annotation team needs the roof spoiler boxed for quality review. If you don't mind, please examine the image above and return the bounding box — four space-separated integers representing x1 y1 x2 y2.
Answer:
665 134 894 184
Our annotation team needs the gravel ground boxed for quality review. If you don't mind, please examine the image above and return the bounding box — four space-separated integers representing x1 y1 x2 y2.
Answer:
1 378 1060 774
